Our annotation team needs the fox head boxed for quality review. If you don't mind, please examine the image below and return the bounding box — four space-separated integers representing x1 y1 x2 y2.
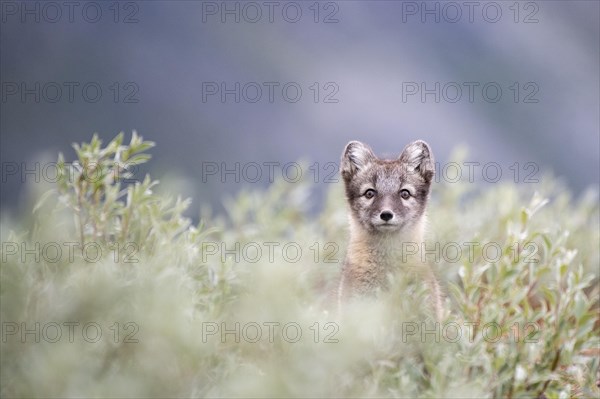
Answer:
340 140 434 235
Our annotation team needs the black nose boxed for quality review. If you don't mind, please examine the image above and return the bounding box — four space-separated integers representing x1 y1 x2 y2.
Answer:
380 211 393 221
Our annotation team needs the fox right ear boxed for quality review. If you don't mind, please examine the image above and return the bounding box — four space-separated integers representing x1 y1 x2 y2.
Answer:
398 140 435 182
341 141 375 180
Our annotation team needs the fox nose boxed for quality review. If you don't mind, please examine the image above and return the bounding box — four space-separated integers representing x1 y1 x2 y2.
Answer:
380 211 394 221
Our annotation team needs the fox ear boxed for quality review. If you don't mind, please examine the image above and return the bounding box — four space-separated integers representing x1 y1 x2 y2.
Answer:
341 141 376 179
399 140 434 182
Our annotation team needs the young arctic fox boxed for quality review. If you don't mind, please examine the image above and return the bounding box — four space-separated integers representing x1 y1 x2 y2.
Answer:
337 140 443 319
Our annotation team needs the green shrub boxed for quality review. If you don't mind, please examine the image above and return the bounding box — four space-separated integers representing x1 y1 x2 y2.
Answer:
1 133 598 398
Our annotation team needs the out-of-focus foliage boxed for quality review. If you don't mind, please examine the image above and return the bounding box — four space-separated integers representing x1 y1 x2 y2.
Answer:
1 134 598 398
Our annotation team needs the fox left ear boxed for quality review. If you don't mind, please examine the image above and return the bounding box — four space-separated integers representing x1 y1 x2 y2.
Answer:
399 140 435 182
341 141 376 181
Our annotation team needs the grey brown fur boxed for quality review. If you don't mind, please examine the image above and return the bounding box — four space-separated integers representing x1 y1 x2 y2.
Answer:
337 140 443 319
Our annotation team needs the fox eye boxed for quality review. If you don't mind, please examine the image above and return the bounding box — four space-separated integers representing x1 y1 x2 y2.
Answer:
400 189 411 200
364 189 376 199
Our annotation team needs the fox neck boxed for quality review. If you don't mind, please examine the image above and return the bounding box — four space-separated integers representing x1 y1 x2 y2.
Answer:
347 215 426 269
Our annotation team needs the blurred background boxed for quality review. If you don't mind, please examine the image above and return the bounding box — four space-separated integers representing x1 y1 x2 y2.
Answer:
1 0 599 217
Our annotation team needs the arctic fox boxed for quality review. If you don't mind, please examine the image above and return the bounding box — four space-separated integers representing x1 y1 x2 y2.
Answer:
337 140 443 319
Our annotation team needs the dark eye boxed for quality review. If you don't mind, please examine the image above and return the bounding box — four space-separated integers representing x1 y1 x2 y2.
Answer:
400 189 411 200
364 189 376 199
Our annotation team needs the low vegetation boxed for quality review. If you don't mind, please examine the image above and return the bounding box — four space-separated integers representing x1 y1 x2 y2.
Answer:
1 133 598 398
